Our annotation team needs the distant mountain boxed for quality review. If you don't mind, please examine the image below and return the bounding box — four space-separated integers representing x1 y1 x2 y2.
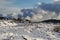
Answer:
0 17 7 20
21 9 34 18
37 3 60 13
7 14 13 20
41 19 60 23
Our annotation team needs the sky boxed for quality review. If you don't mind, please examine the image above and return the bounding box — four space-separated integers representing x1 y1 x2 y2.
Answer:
0 0 54 8
0 0 54 15
11 0 52 8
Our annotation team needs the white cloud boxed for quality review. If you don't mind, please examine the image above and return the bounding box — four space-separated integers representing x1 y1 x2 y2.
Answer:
31 9 57 21
37 2 42 5
25 16 31 20
53 0 60 2
31 14 43 21
0 0 23 19
1 7 23 19
0 0 60 21
56 13 60 20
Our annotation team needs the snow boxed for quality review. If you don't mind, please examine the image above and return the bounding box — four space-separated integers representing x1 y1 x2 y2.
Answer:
0 20 60 40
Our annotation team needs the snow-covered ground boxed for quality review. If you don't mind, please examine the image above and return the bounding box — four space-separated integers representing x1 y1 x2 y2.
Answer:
0 20 60 40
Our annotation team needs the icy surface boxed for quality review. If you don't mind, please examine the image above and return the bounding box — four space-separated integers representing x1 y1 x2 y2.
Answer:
0 20 60 40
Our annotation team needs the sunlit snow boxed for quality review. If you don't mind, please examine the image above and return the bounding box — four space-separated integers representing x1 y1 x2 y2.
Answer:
0 20 60 40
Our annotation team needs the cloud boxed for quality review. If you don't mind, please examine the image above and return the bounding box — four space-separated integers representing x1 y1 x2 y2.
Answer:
17 2 60 21
37 3 60 13
22 8 57 22
2 7 23 19
31 14 43 21
31 9 57 21
56 13 60 20
53 0 60 2
31 1 60 21
37 2 42 5
25 16 31 20
0 0 60 21
0 0 23 19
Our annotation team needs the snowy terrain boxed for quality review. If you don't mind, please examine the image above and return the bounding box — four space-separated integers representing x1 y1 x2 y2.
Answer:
0 20 60 40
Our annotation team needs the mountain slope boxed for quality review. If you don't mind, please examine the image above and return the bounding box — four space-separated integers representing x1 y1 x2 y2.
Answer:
0 20 60 40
